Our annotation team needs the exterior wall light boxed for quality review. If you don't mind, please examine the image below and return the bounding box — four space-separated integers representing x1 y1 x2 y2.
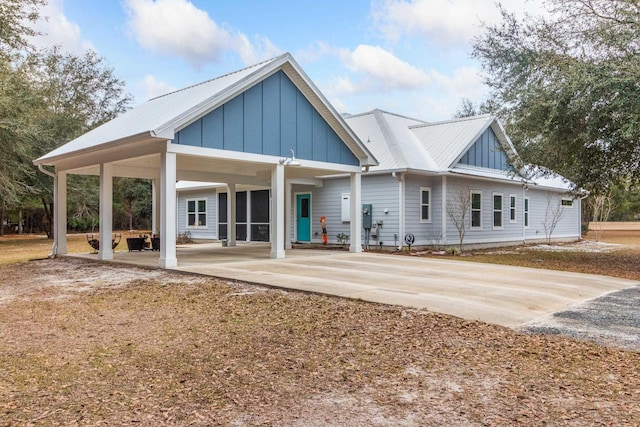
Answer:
279 149 301 166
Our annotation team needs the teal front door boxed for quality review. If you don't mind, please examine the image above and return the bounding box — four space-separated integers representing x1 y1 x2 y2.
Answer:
296 194 311 242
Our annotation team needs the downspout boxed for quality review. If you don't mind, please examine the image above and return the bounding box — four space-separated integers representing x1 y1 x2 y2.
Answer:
442 175 447 245
38 165 58 258
392 171 404 250
522 184 528 244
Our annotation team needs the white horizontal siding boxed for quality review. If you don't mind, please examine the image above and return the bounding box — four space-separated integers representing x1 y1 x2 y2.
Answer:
306 174 399 246
177 190 218 240
444 176 525 246
404 174 441 246
525 189 580 241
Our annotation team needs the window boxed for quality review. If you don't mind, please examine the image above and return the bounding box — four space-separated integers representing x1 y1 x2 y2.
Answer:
493 193 503 228
509 195 517 223
524 197 530 228
471 191 482 229
561 199 573 207
187 199 207 227
341 193 351 222
420 187 431 222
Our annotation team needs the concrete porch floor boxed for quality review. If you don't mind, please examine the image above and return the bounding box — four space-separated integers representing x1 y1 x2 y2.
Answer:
72 243 639 327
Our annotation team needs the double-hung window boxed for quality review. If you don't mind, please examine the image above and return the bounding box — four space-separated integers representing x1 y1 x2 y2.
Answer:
187 199 207 227
509 195 517 223
420 187 431 223
471 191 482 229
493 193 503 228
524 198 530 228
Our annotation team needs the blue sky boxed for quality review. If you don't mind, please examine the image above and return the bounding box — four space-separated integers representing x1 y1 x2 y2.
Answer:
31 0 543 120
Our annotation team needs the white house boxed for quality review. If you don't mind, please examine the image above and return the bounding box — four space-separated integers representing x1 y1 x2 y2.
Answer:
34 53 581 268
33 53 378 267
175 109 582 249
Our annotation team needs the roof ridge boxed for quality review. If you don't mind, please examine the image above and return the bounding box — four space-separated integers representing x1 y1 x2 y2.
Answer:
409 113 492 129
345 108 427 123
372 110 411 167
147 54 287 102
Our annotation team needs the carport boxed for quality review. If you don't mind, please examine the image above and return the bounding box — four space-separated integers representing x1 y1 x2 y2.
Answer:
34 53 377 267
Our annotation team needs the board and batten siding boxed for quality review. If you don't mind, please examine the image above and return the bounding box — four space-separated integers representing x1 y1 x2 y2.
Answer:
174 71 359 166
176 190 218 240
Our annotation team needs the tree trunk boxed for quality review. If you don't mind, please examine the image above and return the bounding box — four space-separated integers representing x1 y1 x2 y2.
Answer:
18 209 23 234
42 197 53 239
0 205 4 236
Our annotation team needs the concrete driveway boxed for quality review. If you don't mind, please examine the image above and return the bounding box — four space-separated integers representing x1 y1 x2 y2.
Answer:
85 243 639 327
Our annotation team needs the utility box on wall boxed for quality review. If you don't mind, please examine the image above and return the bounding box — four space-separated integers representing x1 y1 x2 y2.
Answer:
362 204 372 229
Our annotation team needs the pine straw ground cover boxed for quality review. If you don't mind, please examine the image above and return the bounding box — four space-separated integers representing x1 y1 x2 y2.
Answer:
0 258 639 426
419 230 640 282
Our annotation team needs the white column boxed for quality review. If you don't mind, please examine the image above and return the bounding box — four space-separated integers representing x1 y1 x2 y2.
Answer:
151 179 160 236
227 184 236 246
159 151 177 268
285 179 292 249
54 170 68 254
99 163 113 260
270 164 285 259
349 172 362 253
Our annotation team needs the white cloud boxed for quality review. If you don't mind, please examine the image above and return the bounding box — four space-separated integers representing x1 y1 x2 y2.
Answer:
372 0 543 45
139 75 178 101
124 0 281 67
338 44 430 93
30 0 93 54
430 66 486 100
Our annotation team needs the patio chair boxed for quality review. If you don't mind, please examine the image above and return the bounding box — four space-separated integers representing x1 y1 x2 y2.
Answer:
86 233 122 253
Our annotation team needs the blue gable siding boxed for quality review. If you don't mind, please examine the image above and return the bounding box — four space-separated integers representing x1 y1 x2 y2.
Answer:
175 71 359 166
458 127 512 171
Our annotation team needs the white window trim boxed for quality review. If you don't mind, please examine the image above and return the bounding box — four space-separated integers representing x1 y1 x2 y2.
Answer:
493 192 504 230
561 198 574 208
470 190 483 230
420 187 431 223
186 198 207 228
509 194 517 224
524 197 530 229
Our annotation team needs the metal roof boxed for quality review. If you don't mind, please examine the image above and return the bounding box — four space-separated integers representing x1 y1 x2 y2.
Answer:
410 115 495 170
344 110 438 172
35 53 377 167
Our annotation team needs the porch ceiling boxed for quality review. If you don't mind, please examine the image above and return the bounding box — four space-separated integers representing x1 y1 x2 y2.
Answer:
64 151 357 185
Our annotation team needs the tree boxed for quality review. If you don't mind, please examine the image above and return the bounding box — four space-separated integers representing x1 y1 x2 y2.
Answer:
453 98 495 118
472 0 640 193
454 98 479 118
20 46 133 235
446 187 471 253
0 0 45 234
114 178 152 231
542 193 565 244
589 190 614 241
0 0 45 57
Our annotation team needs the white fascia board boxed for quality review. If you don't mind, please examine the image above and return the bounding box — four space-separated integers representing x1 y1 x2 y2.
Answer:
447 119 493 169
490 119 521 161
168 143 362 173
446 168 529 186
281 58 378 167
34 131 157 166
